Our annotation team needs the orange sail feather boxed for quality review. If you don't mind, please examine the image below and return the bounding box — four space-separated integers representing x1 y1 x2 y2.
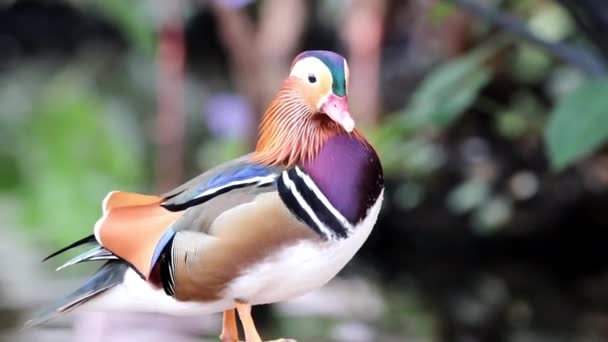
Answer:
95 191 182 279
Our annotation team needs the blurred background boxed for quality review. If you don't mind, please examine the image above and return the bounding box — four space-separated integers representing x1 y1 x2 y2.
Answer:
2 0 608 341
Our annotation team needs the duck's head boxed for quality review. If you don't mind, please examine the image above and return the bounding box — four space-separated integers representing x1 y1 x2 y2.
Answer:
286 50 353 132
255 50 362 166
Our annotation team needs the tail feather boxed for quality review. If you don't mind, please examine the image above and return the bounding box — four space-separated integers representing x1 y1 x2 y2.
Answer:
55 246 118 271
25 261 128 328
42 235 96 262
29 190 177 328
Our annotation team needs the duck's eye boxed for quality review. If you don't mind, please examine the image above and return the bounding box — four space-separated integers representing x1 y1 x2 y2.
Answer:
308 74 317 84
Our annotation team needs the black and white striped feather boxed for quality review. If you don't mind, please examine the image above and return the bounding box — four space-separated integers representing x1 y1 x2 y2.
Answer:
277 166 354 241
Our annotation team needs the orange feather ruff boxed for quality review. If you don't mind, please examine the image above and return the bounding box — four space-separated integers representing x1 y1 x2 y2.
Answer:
252 78 364 166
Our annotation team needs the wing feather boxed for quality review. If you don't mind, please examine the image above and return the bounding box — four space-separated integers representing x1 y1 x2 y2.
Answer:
92 158 283 279
162 158 281 211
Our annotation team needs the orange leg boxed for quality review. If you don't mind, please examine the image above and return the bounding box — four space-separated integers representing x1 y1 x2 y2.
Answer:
220 309 239 342
235 303 262 342
235 303 296 342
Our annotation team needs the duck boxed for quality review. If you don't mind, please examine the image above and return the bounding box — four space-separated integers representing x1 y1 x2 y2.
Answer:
28 50 385 342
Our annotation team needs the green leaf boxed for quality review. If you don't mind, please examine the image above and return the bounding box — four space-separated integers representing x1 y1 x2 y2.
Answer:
545 80 608 170
406 47 494 128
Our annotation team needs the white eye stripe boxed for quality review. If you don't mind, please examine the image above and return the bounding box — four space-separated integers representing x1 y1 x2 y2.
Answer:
290 57 332 86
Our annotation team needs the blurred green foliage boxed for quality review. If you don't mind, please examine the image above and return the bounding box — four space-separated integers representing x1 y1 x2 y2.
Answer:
370 0 608 233
430 2 456 26
0 60 147 248
407 48 492 128
372 41 499 176
0 0 606 248
91 1 157 53
546 80 608 170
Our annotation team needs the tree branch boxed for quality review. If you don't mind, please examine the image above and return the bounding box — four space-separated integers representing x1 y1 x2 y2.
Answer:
556 0 608 64
451 0 608 77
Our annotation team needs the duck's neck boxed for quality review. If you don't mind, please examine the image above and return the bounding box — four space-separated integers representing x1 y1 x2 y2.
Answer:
252 80 361 166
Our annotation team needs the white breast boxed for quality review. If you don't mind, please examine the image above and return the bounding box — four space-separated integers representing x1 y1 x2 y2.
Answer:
227 189 384 305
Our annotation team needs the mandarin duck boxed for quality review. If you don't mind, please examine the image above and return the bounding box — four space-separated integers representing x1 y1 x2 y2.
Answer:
28 50 384 342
